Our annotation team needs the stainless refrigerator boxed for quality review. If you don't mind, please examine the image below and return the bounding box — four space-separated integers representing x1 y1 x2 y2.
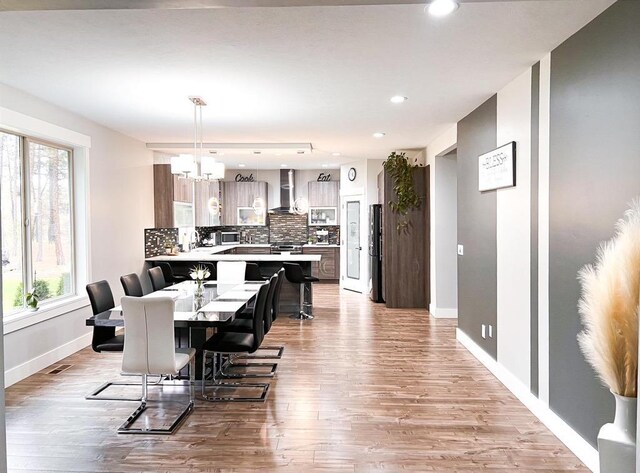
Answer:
369 204 384 303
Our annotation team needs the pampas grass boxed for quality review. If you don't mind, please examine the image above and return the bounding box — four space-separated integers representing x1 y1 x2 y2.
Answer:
577 199 640 398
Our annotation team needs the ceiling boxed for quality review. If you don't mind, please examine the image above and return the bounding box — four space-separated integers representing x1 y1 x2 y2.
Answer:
0 1 613 168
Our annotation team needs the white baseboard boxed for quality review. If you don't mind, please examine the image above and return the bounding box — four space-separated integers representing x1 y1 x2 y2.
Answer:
429 305 458 318
4 332 92 388
456 328 599 473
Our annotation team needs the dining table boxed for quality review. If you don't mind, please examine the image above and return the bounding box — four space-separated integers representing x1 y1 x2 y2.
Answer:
85 280 267 379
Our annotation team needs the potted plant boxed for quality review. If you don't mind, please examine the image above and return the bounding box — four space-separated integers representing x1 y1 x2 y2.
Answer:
382 151 423 233
577 200 640 473
25 273 42 311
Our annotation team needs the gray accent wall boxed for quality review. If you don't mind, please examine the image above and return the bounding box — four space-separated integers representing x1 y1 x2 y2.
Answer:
457 95 498 357
548 0 640 446
530 62 540 397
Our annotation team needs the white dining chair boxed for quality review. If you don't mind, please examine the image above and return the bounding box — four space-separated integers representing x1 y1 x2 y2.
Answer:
118 296 196 434
217 261 247 283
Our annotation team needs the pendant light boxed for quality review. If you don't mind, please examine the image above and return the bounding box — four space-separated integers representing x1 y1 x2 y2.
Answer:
252 152 266 216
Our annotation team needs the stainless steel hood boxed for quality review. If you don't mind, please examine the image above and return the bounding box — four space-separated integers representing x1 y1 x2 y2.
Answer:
269 169 295 214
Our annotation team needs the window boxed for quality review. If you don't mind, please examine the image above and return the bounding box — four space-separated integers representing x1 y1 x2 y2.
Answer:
1 130 75 315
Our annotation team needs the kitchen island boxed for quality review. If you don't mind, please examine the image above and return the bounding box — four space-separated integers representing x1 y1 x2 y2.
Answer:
145 246 322 315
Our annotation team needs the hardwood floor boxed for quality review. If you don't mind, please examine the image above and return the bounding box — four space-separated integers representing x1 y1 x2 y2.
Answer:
5 285 587 472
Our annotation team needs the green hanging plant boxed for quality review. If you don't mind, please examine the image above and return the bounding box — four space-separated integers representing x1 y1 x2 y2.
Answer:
383 151 422 233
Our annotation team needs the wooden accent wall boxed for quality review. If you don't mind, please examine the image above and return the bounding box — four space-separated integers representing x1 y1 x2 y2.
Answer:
381 166 430 309
153 164 174 228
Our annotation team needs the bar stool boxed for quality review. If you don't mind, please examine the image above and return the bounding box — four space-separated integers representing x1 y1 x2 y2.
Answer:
157 262 187 284
283 262 319 320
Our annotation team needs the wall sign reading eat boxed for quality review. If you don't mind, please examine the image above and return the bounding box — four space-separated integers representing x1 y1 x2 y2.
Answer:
235 173 255 182
317 173 332 182
478 142 516 192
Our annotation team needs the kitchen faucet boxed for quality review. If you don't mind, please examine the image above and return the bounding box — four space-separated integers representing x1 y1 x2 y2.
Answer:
189 230 200 251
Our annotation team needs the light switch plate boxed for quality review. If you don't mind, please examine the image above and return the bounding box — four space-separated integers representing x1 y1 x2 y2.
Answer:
457 244 464 256
489 325 493 338
481 324 486 339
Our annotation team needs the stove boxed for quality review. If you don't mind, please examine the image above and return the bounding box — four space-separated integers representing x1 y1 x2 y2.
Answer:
270 242 303 254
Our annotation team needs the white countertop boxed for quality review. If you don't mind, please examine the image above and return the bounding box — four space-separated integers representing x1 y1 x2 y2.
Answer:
146 252 321 262
303 244 340 248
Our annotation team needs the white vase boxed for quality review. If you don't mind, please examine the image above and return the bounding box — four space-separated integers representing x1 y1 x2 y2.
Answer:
598 392 637 473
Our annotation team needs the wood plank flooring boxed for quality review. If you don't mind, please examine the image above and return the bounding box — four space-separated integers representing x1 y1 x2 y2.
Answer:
5 285 587 472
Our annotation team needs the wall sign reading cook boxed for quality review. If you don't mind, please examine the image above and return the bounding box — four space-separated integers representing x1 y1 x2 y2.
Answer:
478 141 516 192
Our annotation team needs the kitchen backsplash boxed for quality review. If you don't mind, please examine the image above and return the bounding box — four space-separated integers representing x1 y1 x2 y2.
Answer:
146 217 339 253
145 228 178 258
196 225 269 245
268 213 308 243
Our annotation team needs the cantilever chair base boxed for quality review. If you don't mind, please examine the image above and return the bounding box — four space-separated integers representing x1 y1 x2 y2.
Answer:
118 400 194 435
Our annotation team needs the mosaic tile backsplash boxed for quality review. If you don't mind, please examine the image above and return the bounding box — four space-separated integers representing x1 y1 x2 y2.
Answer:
145 228 178 258
145 216 340 253
267 213 308 243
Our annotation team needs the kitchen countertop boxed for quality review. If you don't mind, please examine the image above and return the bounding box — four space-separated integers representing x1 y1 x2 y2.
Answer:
146 253 321 262
302 244 340 248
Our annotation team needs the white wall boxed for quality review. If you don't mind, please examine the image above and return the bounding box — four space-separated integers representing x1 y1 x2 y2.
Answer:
434 153 458 312
425 125 457 317
496 68 532 389
0 82 154 385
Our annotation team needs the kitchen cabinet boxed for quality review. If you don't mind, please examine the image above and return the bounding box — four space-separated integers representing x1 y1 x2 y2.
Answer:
235 246 270 255
194 179 223 226
173 175 193 203
154 164 174 228
303 247 339 281
308 181 339 208
222 181 268 226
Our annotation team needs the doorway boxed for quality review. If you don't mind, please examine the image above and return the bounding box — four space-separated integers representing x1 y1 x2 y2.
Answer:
341 195 365 293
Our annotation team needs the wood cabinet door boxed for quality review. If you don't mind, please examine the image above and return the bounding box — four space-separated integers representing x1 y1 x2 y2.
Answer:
222 181 238 225
304 247 339 280
173 175 193 203
153 164 174 228
308 181 339 207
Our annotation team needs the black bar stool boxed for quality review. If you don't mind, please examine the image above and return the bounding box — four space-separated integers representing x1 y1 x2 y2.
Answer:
283 262 319 320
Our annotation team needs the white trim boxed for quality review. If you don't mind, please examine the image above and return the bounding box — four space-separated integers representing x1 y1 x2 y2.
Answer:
4 332 92 387
538 53 551 404
0 106 91 149
3 296 90 334
456 328 599 473
429 304 458 318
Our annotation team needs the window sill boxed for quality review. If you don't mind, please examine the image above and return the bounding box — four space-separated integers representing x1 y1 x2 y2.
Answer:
3 295 90 335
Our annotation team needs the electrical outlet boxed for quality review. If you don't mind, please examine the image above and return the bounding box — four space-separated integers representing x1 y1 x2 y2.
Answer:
481 324 486 339
457 244 464 256
489 325 493 338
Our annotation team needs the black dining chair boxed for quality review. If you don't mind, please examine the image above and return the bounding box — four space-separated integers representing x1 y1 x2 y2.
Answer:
148 266 168 291
201 282 271 402
218 275 279 376
236 268 285 360
245 263 265 281
157 262 187 284
283 262 319 320
85 280 140 401
120 273 145 297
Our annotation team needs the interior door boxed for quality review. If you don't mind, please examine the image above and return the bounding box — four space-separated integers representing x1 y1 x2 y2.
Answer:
342 196 364 292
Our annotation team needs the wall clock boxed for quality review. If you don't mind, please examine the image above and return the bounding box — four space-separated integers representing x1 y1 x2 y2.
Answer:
348 167 357 181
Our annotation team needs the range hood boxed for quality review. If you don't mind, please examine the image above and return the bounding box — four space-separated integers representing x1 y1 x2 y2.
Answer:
269 169 296 214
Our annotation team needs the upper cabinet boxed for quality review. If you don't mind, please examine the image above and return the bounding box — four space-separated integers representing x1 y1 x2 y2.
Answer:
154 164 174 228
173 175 193 203
194 179 223 227
308 181 339 208
222 181 268 226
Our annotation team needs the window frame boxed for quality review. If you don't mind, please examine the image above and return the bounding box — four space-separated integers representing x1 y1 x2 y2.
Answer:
1 128 77 315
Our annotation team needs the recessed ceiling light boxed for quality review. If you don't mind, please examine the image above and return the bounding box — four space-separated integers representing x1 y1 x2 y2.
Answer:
280 164 288 168
253 151 261 155
426 0 459 17
373 132 386 139
322 164 329 168
332 152 341 157
238 163 246 168
390 95 408 104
